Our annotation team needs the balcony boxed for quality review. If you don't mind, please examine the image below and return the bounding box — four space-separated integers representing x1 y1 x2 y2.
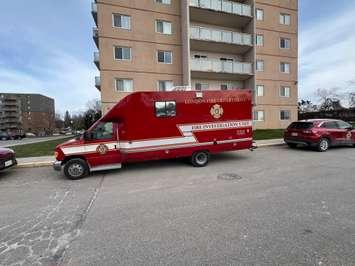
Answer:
1 106 19 111
190 26 252 54
190 58 253 81
94 52 100 69
95 76 101 91
91 2 98 26
0 118 19 123
93 27 99 48
190 0 252 28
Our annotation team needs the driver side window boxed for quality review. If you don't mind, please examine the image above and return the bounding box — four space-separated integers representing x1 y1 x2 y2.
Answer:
91 122 114 140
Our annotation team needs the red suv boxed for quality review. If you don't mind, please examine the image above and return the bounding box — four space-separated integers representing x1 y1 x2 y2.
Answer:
284 119 355 152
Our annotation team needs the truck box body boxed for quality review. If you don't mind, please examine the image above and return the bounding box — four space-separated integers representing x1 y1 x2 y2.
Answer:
54 90 253 177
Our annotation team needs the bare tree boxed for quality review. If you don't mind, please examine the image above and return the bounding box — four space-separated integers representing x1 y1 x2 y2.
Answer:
298 100 318 113
315 88 345 111
349 92 355 108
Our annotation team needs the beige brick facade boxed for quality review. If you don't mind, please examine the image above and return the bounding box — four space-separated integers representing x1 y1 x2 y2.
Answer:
92 0 298 128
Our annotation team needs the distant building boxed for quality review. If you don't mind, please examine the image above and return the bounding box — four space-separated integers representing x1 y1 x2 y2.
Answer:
0 93 55 135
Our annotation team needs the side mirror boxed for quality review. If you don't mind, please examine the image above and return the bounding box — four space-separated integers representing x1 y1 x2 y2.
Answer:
83 131 92 141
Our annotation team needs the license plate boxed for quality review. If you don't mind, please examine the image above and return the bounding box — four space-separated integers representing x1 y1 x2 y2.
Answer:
5 160 13 167
291 132 298 137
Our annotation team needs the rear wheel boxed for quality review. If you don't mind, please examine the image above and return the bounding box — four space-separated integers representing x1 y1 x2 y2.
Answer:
317 138 330 152
64 158 89 180
287 143 298 149
191 151 210 167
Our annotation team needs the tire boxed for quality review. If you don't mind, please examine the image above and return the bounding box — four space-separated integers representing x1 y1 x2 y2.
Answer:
317 138 330 152
191 151 210 167
63 158 89 180
287 143 298 149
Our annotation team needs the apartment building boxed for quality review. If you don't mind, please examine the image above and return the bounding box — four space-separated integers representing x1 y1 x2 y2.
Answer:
92 0 298 129
0 93 55 135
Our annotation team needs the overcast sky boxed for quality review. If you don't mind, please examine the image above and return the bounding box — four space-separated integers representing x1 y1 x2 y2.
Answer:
0 0 354 114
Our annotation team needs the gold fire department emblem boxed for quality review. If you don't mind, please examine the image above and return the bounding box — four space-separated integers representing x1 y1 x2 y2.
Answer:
96 144 109 155
210 104 224 119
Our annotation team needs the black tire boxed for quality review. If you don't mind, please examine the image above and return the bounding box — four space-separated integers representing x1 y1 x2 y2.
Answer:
63 158 89 180
317 138 330 152
191 151 210 167
287 143 298 149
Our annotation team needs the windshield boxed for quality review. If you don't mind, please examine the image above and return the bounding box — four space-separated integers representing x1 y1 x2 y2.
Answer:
289 122 314 129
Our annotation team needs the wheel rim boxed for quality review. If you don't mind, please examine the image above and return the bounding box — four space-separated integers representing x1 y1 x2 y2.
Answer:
68 163 84 177
196 153 207 165
320 140 328 151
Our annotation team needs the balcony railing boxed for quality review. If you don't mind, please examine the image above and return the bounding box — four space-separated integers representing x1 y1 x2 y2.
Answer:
191 59 253 74
91 2 97 13
190 0 252 17
190 26 252 46
93 27 98 38
91 2 98 26
95 76 101 89
94 52 100 69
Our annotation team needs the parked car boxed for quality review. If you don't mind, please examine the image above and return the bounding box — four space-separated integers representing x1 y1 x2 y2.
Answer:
25 132 36 138
0 132 11 141
0 131 25 140
284 119 355 152
0 148 17 171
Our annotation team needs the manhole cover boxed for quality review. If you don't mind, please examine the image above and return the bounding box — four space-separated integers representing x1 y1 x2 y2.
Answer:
217 173 243 181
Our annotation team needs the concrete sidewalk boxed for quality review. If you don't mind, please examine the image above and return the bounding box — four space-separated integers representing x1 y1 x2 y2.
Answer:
15 139 285 168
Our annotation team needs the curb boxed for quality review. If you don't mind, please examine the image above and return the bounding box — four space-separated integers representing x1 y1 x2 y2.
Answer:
17 161 53 168
256 142 285 148
15 142 285 168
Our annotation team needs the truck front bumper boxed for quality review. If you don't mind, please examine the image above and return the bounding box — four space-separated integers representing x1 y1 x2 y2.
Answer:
53 161 62 171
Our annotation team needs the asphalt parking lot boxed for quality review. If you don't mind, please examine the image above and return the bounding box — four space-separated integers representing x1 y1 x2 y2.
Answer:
0 145 354 265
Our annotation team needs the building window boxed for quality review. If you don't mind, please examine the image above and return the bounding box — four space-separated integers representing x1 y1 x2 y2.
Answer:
155 101 176 117
280 110 291 120
280 13 291 25
157 51 172 64
256 34 264 46
158 81 174 91
256 85 264 97
195 83 209 91
114 47 131 60
280 62 290 73
113 14 131 30
156 20 172 35
280 86 290 97
155 0 171 4
115 79 133 92
221 84 228 90
256 9 264 21
280 38 291 49
256 60 264 72
254 111 265 121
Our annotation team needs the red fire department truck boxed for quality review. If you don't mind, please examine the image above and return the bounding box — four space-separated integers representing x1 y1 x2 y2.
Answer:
53 90 254 179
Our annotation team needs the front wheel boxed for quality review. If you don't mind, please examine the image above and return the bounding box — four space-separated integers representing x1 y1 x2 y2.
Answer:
317 138 330 152
63 158 89 180
191 151 210 167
